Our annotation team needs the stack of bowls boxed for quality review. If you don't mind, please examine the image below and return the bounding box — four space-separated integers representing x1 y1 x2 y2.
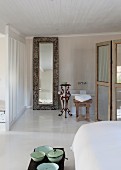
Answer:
30 145 53 162
30 145 63 169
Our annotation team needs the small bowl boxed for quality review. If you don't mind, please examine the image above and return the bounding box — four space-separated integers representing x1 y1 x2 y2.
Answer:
48 155 63 163
37 163 59 170
30 151 45 162
47 149 63 163
35 145 53 155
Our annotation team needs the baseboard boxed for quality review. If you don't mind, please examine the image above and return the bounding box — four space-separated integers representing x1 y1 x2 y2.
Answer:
26 105 32 109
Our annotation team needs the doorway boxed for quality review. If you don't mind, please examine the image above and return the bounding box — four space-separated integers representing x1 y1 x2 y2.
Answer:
96 39 121 121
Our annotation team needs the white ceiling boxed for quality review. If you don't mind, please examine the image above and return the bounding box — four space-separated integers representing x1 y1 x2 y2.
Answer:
0 0 121 36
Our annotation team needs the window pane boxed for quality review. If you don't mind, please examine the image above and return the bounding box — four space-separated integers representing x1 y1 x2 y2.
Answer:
116 88 121 120
98 86 109 120
98 46 109 82
117 44 121 83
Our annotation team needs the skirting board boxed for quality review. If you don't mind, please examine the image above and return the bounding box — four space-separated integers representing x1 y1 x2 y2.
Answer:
26 105 32 109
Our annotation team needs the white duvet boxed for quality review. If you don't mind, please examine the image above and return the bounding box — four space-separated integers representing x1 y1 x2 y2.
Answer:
72 121 121 170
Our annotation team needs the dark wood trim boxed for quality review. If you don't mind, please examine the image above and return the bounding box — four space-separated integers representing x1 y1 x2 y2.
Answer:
96 41 112 121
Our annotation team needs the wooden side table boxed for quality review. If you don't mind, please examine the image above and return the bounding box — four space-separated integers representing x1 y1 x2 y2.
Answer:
58 84 72 118
73 99 92 121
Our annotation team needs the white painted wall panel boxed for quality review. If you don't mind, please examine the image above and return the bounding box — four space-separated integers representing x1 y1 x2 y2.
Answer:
0 37 6 101
6 25 26 129
25 38 33 107
16 41 20 115
8 38 26 126
9 38 13 123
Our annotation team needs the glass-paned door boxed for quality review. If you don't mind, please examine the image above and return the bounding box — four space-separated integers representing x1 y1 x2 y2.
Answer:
96 41 112 121
112 40 121 120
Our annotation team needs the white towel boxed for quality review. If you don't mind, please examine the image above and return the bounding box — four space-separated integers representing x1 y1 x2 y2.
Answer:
75 94 91 102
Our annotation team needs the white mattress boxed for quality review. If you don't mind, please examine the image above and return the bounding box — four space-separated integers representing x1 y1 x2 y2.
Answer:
72 121 121 170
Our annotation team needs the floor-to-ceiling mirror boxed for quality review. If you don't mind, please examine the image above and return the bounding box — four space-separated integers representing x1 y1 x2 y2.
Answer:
33 37 59 110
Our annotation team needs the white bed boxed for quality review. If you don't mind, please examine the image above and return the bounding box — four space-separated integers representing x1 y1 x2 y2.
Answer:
72 121 121 170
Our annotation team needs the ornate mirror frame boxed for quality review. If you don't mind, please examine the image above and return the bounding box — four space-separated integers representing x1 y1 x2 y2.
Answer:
33 37 59 110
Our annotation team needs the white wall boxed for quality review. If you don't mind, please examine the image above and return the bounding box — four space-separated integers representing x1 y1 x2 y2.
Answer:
59 34 121 94
25 38 33 107
26 34 121 107
6 25 26 130
0 37 6 100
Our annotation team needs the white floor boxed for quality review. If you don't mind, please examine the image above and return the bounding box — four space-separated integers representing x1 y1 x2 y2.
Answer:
0 109 94 170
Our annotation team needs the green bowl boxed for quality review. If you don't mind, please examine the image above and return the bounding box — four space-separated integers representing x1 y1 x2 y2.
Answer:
47 149 63 163
37 163 59 170
35 145 53 155
48 155 63 163
30 151 45 162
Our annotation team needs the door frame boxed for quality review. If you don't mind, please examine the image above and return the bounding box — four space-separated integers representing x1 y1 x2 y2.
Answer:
95 41 112 121
112 39 121 120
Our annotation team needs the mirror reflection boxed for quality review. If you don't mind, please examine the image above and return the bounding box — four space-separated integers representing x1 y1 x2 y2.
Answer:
39 43 53 104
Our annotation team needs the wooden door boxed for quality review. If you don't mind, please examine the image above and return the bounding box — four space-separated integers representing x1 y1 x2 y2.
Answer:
96 41 112 121
112 40 121 120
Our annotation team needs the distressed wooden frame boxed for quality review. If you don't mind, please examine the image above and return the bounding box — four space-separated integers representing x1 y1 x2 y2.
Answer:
95 41 112 121
112 39 121 120
33 37 59 110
